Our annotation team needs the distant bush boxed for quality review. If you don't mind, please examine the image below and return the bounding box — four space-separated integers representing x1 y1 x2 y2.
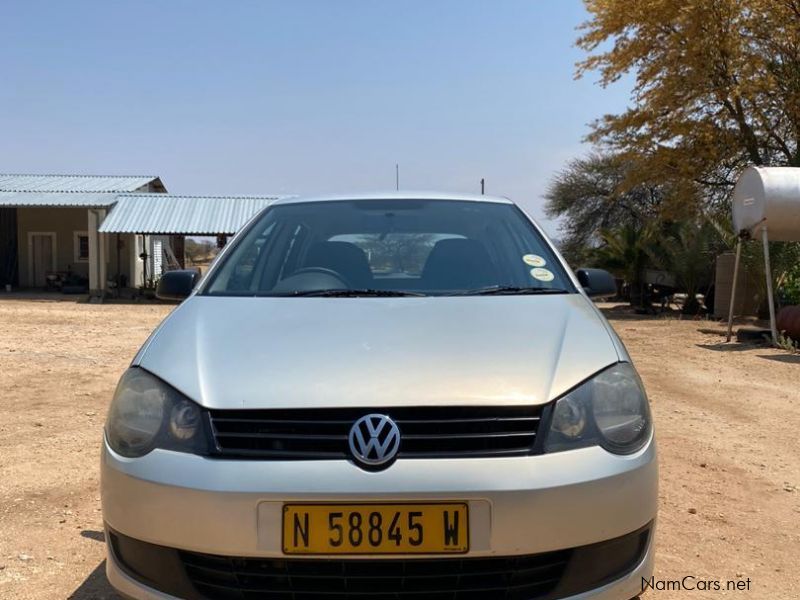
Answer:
780 263 800 307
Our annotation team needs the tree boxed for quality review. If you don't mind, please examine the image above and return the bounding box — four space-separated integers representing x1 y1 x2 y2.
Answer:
185 238 216 265
577 0 800 214
646 220 722 313
355 234 438 275
593 223 661 307
544 151 664 263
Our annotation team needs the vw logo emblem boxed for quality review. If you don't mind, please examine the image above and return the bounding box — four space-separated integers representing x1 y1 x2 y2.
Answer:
348 414 401 469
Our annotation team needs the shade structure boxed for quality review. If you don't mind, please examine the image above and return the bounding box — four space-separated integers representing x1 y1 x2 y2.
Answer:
99 194 285 235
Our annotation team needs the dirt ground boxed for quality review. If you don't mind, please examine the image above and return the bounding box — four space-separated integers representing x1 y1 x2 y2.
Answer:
0 298 798 599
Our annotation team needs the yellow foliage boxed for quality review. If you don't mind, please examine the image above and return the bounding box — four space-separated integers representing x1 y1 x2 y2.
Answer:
577 0 800 212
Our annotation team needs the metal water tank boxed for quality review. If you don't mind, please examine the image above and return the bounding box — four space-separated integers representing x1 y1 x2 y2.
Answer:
732 166 800 241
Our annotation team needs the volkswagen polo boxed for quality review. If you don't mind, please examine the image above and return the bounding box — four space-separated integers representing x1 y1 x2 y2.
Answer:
102 192 657 600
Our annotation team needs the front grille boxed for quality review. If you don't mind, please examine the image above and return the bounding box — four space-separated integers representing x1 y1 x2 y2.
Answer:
207 405 544 460
180 551 570 600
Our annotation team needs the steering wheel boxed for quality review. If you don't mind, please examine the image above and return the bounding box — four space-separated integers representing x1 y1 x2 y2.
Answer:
289 267 352 288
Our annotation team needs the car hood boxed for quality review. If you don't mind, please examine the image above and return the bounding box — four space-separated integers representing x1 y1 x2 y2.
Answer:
136 295 621 409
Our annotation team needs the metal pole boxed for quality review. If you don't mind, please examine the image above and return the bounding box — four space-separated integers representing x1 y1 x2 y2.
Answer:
480 178 485 195
141 234 148 288
726 238 742 342
116 233 121 298
396 164 399 191
762 225 778 345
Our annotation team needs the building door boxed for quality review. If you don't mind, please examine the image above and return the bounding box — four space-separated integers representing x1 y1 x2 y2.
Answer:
0 207 18 286
29 233 55 287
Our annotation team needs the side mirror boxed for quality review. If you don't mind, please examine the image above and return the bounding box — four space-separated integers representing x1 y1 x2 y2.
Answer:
156 269 200 301
576 268 617 299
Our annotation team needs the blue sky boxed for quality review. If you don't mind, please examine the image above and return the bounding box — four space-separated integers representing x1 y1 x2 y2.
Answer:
0 0 631 235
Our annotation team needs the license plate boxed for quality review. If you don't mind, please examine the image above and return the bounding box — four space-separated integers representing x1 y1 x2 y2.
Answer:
282 503 469 555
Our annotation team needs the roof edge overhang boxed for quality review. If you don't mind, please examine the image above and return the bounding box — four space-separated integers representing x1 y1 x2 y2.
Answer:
99 193 285 235
0 173 165 194
0 191 120 208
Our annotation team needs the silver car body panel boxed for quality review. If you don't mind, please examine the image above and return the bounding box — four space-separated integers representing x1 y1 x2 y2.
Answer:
269 190 515 206
134 294 621 410
103 438 656 555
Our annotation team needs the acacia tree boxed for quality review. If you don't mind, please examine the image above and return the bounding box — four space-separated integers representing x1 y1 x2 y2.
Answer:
577 0 800 213
544 151 664 263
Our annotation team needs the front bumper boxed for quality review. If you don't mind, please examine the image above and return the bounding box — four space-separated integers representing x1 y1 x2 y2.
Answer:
101 435 657 599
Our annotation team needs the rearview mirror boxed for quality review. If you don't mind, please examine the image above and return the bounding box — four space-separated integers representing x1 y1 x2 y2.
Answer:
156 269 200 301
576 268 617 299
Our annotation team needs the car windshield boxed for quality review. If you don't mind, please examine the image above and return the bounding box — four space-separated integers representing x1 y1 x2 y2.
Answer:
202 199 574 297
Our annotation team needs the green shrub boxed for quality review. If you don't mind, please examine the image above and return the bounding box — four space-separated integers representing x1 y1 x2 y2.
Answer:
780 263 800 307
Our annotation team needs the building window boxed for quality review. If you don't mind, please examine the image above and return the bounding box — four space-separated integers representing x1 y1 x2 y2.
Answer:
74 231 89 262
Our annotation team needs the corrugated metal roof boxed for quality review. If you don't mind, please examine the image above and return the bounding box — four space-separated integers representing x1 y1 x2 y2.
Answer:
0 173 161 193
0 191 122 207
99 194 283 235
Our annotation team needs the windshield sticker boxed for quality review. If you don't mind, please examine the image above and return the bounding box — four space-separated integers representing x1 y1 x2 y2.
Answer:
522 254 546 267
530 267 554 282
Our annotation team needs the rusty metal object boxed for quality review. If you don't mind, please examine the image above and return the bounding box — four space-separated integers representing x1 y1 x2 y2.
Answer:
776 305 800 340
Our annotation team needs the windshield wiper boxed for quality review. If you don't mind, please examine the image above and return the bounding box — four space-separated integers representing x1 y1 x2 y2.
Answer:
457 285 570 296
280 288 427 297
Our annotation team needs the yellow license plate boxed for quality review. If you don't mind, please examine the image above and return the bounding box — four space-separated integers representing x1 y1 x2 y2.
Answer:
282 503 469 555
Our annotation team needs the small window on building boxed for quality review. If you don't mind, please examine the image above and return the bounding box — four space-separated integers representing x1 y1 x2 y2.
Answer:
74 232 89 262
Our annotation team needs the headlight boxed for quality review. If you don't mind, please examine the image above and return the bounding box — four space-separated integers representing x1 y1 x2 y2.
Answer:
105 368 210 458
544 363 651 455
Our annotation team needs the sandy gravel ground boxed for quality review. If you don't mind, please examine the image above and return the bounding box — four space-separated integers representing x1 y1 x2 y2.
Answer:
0 298 798 599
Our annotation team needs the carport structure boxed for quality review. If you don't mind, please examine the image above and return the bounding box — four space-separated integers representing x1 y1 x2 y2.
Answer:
98 193 281 290
100 193 279 237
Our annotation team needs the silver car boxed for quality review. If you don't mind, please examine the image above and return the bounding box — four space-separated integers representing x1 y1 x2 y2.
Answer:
102 192 657 600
